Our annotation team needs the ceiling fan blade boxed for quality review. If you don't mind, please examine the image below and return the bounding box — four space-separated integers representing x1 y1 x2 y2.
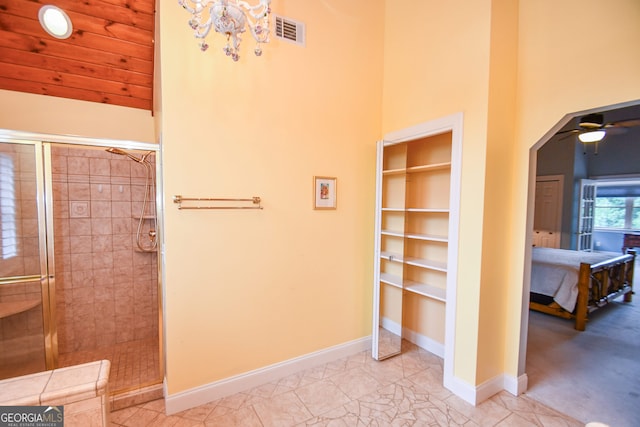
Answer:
605 127 626 135
607 118 640 128
556 129 578 140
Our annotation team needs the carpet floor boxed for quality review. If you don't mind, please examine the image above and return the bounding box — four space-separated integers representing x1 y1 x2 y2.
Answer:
525 292 640 427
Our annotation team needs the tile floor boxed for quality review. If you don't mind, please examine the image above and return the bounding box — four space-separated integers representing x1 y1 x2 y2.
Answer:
110 341 582 427
59 337 160 394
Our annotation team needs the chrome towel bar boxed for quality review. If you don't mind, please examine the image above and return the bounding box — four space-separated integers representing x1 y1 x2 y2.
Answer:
173 195 263 210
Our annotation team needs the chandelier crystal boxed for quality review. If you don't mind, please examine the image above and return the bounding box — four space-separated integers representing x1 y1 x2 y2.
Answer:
179 0 271 62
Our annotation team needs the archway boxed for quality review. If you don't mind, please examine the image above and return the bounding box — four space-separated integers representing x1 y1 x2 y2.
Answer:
520 99 640 425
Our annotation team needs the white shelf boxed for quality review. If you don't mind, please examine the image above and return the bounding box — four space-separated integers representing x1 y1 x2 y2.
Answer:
382 230 448 242
404 257 447 272
374 129 459 360
406 208 449 213
383 162 451 175
380 273 402 289
404 280 446 301
382 207 449 213
405 233 448 242
381 252 447 272
382 168 407 175
380 274 445 301
406 162 451 173
380 251 403 263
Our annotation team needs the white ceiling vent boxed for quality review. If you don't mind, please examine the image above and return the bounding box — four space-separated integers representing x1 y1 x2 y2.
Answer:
274 15 305 47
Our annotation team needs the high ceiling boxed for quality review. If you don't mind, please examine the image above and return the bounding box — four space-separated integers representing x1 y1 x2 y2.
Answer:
0 0 155 111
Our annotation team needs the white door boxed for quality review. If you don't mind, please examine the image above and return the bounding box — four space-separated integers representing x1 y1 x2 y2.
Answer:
533 176 563 248
577 179 597 251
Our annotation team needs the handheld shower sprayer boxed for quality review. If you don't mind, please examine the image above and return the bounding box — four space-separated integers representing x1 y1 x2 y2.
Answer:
106 147 157 252
105 147 152 163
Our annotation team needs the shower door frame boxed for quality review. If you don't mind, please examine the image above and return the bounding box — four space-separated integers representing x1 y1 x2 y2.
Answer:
0 129 164 385
0 138 55 372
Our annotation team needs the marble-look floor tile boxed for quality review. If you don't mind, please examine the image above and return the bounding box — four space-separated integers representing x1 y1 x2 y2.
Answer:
110 344 582 427
251 390 313 426
204 406 262 427
445 393 512 427
294 379 351 416
328 367 381 400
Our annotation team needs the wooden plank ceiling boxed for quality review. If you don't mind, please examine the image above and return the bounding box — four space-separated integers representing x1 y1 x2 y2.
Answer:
0 0 155 111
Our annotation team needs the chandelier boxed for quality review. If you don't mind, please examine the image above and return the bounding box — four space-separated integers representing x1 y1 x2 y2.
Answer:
178 0 271 61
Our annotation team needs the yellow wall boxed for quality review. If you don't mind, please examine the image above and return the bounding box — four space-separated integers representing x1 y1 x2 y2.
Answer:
158 0 384 393
0 89 155 143
382 0 640 388
506 0 640 378
382 0 494 384
477 0 518 384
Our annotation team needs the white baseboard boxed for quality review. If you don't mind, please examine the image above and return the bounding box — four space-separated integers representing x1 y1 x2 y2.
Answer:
164 336 371 415
380 317 401 336
444 372 528 407
504 373 528 396
444 373 477 405
402 327 445 359
476 374 508 404
379 320 446 359
165 334 528 414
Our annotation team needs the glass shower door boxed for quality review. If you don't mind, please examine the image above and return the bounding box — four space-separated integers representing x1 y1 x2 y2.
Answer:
0 140 55 380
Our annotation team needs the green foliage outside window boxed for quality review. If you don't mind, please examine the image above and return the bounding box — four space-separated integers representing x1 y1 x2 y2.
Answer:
595 196 639 230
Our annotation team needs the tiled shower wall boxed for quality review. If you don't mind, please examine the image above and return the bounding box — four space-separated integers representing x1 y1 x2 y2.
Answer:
51 145 158 354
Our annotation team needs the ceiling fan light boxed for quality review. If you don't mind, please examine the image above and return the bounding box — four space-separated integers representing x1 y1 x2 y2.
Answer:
578 130 606 143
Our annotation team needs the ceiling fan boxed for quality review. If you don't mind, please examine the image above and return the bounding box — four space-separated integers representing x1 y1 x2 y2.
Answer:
557 113 640 154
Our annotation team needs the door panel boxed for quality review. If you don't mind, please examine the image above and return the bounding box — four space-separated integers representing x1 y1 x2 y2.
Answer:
0 140 53 379
577 179 597 251
533 177 562 248
372 140 404 360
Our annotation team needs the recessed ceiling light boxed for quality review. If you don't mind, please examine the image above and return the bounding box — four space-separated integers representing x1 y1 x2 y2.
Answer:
38 5 73 39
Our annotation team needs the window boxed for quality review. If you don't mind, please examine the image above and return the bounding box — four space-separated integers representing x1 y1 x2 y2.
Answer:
594 182 640 231
0 153 17 259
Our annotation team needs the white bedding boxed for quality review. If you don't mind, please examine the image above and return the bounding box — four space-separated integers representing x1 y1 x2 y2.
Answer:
530 247 620 312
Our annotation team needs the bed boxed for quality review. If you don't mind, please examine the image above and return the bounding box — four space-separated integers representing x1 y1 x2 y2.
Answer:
529 247 636 330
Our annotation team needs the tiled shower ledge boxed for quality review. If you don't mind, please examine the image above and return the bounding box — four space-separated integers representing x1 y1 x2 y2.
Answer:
0 360 111 427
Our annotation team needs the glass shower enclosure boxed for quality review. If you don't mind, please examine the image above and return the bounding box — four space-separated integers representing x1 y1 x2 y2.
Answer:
0 141 53 379
0 137 162 401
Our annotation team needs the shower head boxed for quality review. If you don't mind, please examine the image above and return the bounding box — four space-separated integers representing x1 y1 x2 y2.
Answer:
105 147 151 164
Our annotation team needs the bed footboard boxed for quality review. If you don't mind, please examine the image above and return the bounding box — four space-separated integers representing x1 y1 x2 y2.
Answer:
530 250 635 331
574 250 635 331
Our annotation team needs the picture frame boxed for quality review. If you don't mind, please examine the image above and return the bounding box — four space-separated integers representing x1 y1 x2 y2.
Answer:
313 176 337 210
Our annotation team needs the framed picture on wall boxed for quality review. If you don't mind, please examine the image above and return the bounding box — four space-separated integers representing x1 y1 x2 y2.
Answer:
313 176 337 210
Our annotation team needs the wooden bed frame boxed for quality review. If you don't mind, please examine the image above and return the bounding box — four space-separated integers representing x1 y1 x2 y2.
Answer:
530 250 636 331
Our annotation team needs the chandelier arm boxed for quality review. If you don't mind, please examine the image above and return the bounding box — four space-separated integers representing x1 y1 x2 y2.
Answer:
178 0 199 14
179 0 271 60
237 0 270 18
194 19 214 39
247 24 269 43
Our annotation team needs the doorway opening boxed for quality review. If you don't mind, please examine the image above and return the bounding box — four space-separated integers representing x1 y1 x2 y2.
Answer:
521 99 640 425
